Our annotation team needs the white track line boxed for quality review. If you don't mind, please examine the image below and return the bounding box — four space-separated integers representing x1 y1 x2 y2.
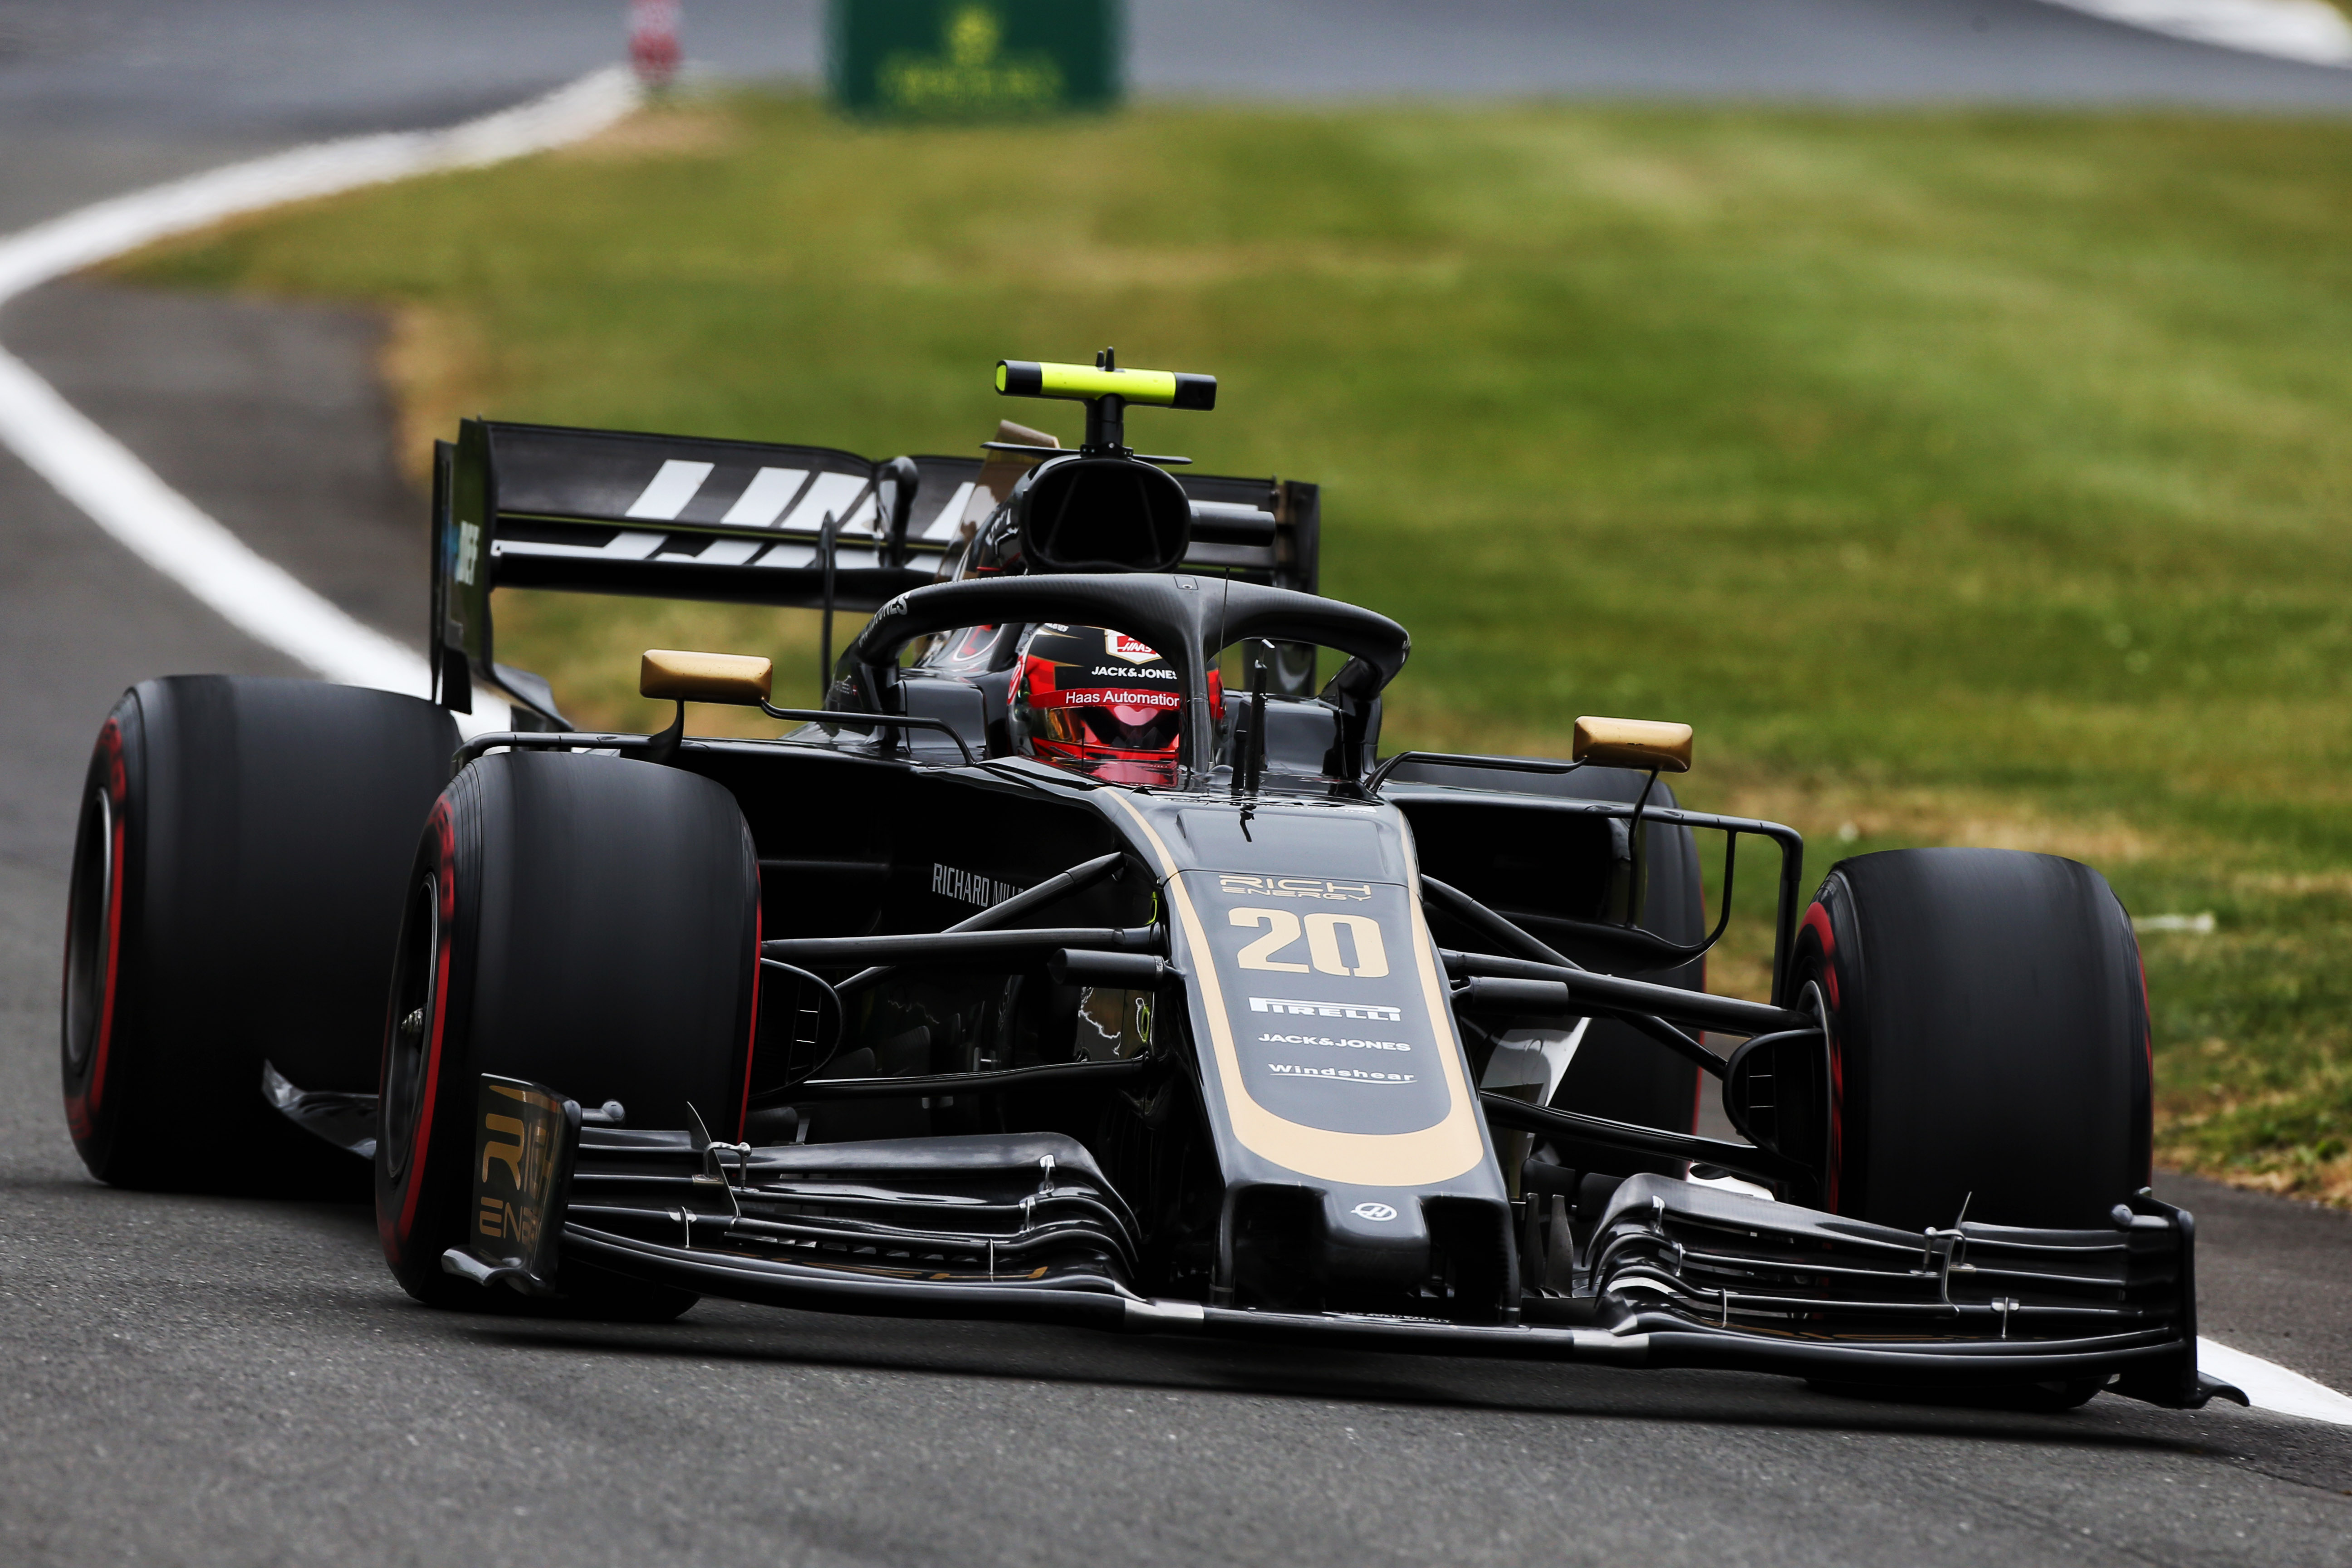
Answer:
7 64 2352 1431
0 66 638 712
2199 1338 2352 1425
0 350 424 692
2039 0 2352 64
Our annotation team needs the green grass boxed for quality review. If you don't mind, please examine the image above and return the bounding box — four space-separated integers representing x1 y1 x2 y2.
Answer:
118 91 2352 1202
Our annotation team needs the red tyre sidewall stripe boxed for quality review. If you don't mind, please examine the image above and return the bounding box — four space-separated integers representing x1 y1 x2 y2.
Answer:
737 894 761 1142
90 764 128 1113
2136 947 2153 1083
1802 900 1846 1212
1802 902 1839 1011
394 801 458 1249
2135 945 2155 1185
67 719 131 1136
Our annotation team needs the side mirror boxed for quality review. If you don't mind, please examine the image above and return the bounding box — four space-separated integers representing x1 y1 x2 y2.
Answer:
1573 715 1692 774
640 649 774 706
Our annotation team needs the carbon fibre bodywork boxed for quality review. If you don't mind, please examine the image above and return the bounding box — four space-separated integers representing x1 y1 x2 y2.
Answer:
310 404 2231 1409
425 560 2226 1407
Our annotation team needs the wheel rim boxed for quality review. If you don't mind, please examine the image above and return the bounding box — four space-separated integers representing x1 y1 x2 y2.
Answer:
61 785 115 1080
380 872 440 1185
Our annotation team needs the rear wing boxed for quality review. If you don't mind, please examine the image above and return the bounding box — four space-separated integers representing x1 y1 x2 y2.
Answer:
429 418 1320 718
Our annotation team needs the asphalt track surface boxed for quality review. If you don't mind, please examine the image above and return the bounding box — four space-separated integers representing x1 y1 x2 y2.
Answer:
5 5 2352 1564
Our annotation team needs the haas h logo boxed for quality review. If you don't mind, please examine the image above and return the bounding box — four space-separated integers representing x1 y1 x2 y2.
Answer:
1103 632 1163 665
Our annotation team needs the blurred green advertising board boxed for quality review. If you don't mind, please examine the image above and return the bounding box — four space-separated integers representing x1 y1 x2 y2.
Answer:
827 0 1123 118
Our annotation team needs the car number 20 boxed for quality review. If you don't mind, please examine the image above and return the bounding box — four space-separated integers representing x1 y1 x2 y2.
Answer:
1229 907 1389 978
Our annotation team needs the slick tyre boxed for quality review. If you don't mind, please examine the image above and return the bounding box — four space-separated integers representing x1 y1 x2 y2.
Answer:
1793 848 2152 1230
61 677 456 1194
375 751 760 1316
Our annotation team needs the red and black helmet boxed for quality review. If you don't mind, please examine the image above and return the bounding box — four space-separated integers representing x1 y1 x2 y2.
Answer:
1011 624 1220 785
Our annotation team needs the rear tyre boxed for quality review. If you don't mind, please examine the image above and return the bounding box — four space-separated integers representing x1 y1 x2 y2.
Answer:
374 750 760 1316
1793 848 2151 1230
61 677 456 1194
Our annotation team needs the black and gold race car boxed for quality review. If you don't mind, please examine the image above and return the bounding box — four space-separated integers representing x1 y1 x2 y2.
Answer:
60 354 2239 1411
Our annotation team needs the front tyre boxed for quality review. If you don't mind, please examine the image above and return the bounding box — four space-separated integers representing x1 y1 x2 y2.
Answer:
1794 848 2151 1230
375 751 760 1315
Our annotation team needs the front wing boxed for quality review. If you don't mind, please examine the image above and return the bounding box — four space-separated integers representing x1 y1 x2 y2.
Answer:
442 1074 2239 1410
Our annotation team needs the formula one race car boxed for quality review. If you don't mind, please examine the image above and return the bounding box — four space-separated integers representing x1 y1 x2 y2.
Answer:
61 353 2239 1411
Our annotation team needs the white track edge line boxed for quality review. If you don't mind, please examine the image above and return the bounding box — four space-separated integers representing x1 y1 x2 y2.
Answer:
0 68 639 305
0 67 638 727
2198 1337 2352 1426
8 69 2352 1428
2037 0 2352 65
0 348 422 691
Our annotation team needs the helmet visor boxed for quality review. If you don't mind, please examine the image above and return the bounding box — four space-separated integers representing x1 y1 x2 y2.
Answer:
1026 686 1183 753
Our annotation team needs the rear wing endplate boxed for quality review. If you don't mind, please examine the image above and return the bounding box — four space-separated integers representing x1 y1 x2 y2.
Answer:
429 418 1320 718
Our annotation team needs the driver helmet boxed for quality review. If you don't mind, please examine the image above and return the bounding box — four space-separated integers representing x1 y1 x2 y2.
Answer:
1011 623 1220 786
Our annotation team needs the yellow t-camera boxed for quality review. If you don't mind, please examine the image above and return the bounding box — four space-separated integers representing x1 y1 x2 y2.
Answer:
996 359 1216 411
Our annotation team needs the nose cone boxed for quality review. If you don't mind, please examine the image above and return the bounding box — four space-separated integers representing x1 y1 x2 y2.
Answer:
1318 1187 1431 1289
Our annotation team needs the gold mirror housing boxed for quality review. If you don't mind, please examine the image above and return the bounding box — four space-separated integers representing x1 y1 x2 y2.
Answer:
1573 715 1693 774
640 649 774 706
